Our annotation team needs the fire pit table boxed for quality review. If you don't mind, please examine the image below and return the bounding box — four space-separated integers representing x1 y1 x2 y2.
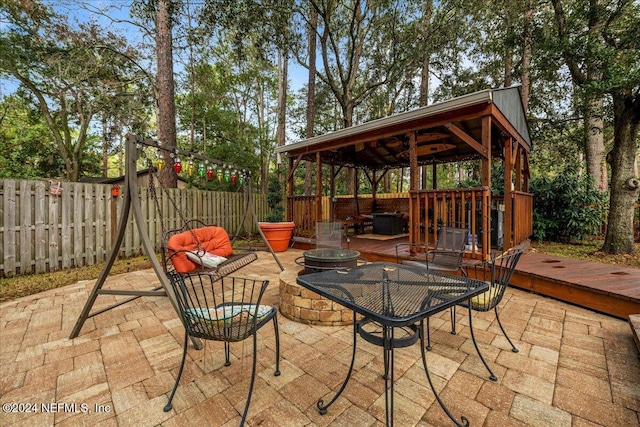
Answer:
279 248 366 326
297 248 362 274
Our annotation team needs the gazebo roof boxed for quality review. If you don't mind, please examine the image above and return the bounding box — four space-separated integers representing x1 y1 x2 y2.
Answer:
276 86 531 171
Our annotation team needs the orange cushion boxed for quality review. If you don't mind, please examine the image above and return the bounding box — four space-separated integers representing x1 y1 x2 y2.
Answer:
167 226 234 273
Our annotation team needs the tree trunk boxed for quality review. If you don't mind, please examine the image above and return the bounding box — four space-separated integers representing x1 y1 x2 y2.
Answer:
102 118 109 177
420 1 432 189
601 91 639 254
504 46 512 88
520 0 532 113
276 49 288 211
305 5 318 196
156 0 178 188
584 92 606 190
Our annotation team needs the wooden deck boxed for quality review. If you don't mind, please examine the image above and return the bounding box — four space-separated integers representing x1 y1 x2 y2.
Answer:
292 234 640 320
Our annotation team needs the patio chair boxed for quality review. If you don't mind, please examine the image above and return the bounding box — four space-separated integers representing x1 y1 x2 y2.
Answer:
397 226 468 275
396 226 468 348
458 247 524 353
163 271 281 425
315 220 350 248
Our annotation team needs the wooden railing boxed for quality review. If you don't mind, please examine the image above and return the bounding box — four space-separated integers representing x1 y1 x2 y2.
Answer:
288 189 535 259
0 179 268 277
287 195 322 237
513 191 533 246
410 187 491 258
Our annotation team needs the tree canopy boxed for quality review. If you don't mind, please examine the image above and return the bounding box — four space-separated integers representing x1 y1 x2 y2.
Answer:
0 0 638 253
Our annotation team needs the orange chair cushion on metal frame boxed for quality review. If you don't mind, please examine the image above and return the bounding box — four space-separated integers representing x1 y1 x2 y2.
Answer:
167 226 234 273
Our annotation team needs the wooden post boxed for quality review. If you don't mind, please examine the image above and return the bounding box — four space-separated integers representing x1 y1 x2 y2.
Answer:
504 136 513 249
408 132 419 253
481 116 492 259
330 163 335 220
316 152 323 221
288 156 295 222
515 146 522 192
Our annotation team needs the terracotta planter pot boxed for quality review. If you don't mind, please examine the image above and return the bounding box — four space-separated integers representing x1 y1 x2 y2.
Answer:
258 222 295 252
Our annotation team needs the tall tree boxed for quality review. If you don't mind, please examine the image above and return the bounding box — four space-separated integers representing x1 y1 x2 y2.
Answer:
550 0 609 191
0 1 147 181
551 0 639 254
304 2 318 196
298 0 415 193
155 0 178 188
520 0 533 112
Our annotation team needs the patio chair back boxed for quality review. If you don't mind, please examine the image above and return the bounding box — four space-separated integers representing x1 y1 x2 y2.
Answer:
426 226 469 273
316 220 348 248
467 247 524 312
163 271 280 424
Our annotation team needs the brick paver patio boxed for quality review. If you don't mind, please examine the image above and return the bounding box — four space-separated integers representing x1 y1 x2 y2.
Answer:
1 250 638 426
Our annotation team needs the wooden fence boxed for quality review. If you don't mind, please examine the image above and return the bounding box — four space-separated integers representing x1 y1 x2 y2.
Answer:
0 179 268 278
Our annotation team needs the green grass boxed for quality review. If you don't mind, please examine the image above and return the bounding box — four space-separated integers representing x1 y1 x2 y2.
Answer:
0 256 152 303
531 239 640 268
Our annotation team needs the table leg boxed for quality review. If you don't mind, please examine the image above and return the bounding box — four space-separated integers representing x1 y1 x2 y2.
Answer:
382 326 395 426
467 306 498 381
418 319 470 427
317 314 359 415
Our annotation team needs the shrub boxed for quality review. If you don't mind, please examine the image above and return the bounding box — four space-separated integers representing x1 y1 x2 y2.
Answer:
265 168 284 222
530 173 607 242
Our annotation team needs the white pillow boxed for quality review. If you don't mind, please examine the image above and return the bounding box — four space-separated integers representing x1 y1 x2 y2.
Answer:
186 251 227 268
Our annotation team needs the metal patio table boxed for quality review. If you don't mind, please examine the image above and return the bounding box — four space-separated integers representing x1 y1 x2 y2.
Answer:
296 262 491 427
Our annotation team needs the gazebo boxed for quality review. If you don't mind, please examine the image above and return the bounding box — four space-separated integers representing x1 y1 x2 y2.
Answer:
275 86 533 260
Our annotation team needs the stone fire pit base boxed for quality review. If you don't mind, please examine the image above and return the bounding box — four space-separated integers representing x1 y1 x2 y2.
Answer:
279 269 357 326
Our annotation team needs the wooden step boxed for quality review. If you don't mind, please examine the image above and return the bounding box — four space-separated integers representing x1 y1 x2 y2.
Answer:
630 314 640 356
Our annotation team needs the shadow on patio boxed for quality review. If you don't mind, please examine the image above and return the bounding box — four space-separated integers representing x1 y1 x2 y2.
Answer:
1 250 638 426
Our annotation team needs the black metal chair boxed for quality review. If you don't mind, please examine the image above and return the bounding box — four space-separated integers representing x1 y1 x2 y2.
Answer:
458 247 524 353
163 271 280 425
397 226 469 276
396 226 469 347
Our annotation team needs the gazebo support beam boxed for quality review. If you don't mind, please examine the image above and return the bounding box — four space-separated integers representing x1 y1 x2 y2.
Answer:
316 152 322 221
481 116 492 259
444 122 488 158
504 136 514 249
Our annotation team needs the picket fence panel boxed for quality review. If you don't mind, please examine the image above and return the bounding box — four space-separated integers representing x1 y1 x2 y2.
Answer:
0 179 267 277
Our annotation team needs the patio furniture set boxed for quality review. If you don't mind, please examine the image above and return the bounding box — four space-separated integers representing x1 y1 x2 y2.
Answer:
160 220 523 426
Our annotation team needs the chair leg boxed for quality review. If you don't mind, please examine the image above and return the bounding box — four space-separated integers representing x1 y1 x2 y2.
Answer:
224 342 231 366
164 329 189 412
495 306 519 353
450 306 457 335
272 314 281 376
468 309 497 381
240 332 260 425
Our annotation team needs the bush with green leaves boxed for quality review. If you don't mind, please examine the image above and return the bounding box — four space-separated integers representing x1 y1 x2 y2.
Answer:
530 173 608 242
